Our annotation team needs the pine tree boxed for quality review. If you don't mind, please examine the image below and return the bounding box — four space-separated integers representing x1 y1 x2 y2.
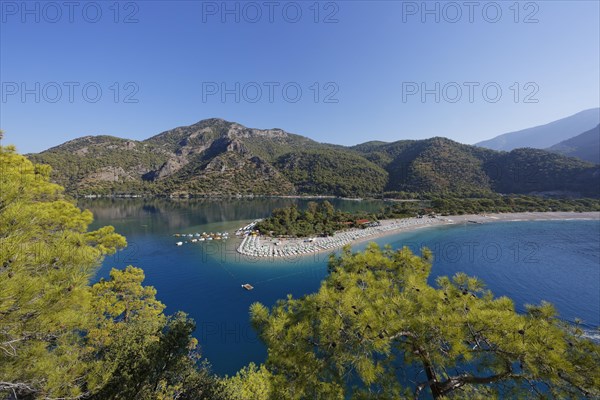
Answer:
87 267 224 400
1 141 226 399
247 244 600 399
0 143 126 398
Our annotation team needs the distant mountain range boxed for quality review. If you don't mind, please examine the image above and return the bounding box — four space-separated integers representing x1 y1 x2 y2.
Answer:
476 108 600 152
28 118 600 198
547 124 600 164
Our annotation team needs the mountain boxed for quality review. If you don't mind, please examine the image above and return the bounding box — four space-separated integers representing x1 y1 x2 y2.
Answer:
351 138 494 194
475 108 600 151
547 124 600 164
27 118 600 198
28 119 386 197
27 135 170 194
351 138 599 197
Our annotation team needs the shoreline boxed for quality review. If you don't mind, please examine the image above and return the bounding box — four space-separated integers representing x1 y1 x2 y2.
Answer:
236 212 600 258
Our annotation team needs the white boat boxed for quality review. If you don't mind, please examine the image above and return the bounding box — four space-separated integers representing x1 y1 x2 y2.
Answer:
176 242 183 246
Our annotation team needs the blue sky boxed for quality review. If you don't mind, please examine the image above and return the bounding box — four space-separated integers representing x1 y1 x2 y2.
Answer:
1 0 599 153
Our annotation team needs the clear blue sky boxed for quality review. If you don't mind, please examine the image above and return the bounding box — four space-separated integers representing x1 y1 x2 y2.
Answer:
1 0 599 153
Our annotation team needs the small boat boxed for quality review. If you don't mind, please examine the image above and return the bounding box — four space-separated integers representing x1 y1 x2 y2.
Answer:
241 283 254 291
176 242 183 246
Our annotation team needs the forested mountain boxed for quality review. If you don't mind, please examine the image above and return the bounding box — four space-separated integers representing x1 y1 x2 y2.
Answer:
352 137 600 197
351 138 496 194
27 118 600 198
475 108 600 151
547 124 600 164
28 135 171 194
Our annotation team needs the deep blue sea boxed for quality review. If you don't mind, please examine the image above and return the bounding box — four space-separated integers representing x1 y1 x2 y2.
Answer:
82 198 600 376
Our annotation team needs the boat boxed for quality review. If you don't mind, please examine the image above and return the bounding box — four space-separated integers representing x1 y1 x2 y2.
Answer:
176 242 183 246
241 283 254 291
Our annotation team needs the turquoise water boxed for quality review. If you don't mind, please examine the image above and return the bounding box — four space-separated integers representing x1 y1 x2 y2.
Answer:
82 199 600 376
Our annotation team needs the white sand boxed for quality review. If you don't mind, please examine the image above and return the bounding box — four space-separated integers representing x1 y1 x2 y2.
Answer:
236 212 599 258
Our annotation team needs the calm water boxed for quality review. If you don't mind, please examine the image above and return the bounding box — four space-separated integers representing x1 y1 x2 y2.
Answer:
82 198 600 376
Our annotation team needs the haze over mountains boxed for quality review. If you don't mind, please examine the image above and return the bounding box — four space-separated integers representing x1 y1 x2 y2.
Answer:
475 108 600 151
28 117 600 198
547 124 600 164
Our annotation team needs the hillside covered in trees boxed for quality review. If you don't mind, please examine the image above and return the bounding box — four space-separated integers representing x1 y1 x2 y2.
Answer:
26 119 600 198
256 198 600 238
255 201 376 237
2 138 599 399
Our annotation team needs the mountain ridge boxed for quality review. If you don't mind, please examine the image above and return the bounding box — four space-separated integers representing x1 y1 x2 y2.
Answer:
475 108 600 151
547 124 600 164
27 118 600 198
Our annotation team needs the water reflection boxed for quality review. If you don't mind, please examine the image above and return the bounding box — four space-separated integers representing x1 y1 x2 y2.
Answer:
80 197 387 233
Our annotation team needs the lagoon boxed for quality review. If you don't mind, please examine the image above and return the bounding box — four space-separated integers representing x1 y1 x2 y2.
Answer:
82 198 600 376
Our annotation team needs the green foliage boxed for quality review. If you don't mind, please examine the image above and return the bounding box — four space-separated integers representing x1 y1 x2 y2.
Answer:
354 137 599 197
87 267 225 400
223 363 273 400
246 244 600 399
425 195 600 216
274 149 388 197
0 144 125 398
255 201 375 237
375 195 600 218
256 195 600 239
239 131 325 162
27 135 169 196
0 143 226 399
164 153 295 197
487 148 599 197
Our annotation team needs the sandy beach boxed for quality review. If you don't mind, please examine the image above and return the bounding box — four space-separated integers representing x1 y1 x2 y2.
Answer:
236 212 600 258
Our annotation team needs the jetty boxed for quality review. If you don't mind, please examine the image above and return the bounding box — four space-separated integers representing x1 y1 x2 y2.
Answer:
173 231 229 247
235 219 263 236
